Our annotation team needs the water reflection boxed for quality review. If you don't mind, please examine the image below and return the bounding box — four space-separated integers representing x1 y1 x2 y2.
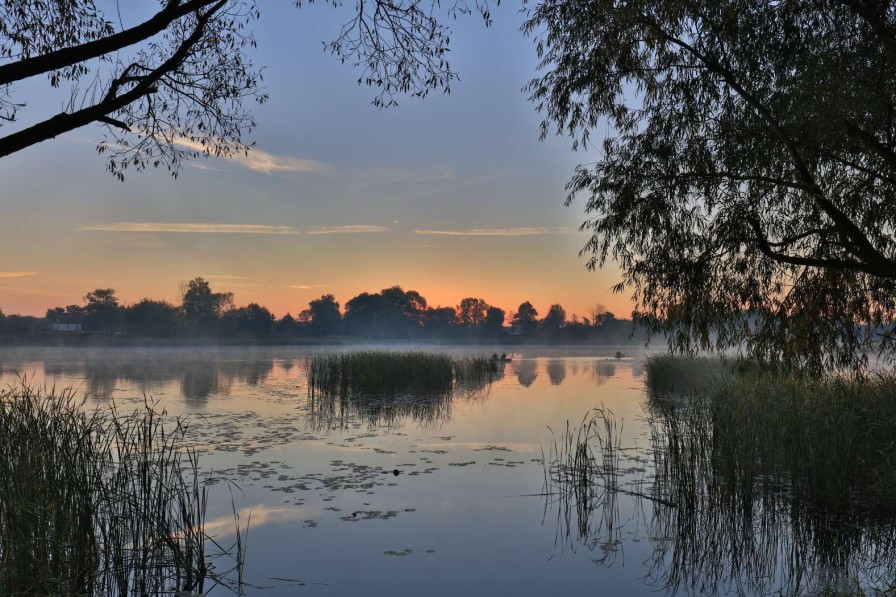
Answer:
22 354 275 404
547 360 567 386
546 404 896 595
515 360 538 387
306 373 499 431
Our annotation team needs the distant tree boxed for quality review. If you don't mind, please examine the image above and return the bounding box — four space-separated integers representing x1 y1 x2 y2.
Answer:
380 286 428 331
0 307 5 332
182 277 233 329
422 306 459 336
511 301 539 335
221 303 274 336
457 297 489 329
306 294 342 335
0 0 495 177
541 303 567 332
84 288 122 332
343 292 383 336
482 306 506 336
47 305 87 319
276 313 299 336
589 304 615 328
124 299 181 336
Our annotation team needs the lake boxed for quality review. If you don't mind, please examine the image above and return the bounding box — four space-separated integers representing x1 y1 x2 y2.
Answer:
0 345 892 595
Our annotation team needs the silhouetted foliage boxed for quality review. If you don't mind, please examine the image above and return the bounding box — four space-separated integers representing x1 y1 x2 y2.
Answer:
457 297 489 331
14 280 647 343
303 295 342 335
0 0 495 176
221 303 274 336
181 277 233 332
525 0 896 371
512 301 539 335
483 306 506 336
123 299 181 337
83 288 122 333
542 303 566 333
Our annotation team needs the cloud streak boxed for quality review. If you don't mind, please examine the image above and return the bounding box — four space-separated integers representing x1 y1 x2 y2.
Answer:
174 137 328 175
305 225 390 235
414 226 577 237
289 284 329 290
0 272 39 278
81 222 392 236
80 222 299 235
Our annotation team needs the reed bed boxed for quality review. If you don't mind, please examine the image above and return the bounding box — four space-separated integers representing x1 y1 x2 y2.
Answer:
0 381 244 596
306 351 498 429
646 359 896 513
544 357 896 593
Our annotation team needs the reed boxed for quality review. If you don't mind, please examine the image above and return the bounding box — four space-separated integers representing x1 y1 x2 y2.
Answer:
0 381 245 596
646 358 896 513
544 357 896 593
306 351 498 429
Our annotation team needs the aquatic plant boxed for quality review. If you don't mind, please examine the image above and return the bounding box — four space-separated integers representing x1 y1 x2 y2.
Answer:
544 359 896 594
306 351 498 429
0 381 245 595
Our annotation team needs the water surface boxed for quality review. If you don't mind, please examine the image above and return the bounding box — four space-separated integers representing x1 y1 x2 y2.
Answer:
1 345 891 595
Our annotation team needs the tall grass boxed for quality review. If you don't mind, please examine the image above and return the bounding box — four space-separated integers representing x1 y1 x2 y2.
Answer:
306 351 498 429
544 358 896 593
646 360 896 513
0 381 245 595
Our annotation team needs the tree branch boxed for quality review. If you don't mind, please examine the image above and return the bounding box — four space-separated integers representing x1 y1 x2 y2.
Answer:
0 0 219 87
648 18 896 278
0 1 226 159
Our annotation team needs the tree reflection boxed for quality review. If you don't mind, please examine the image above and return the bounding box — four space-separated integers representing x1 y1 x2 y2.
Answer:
515 360 538 387
547 360 567 386
544 405 896 594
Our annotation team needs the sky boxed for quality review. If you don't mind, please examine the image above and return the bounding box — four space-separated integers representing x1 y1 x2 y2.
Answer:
0 2 629 320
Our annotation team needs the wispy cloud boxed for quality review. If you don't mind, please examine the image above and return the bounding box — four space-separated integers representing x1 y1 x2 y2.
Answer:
80 222 299 235
0 271 39 278
289 284 328 290
305 225 390 235
202 275 248 280
414 226 577 237
174 137 328 175
0 286 72 298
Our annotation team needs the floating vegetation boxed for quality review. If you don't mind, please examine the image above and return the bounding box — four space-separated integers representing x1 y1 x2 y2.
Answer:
545 359 896 594
306 351 498 429
0 382 245 596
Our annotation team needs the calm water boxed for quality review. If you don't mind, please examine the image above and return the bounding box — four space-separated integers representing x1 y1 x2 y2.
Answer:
0 345 891 595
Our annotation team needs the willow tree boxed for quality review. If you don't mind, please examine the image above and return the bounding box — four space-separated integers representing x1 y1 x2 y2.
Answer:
525 0 896 371
0 0 493 178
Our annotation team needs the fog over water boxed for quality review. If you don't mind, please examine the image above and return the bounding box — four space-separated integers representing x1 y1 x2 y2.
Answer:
1 345 891 595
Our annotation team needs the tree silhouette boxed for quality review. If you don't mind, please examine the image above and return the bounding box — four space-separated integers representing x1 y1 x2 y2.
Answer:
0 0 494 177
541 303 566 332
305 294 342 335
84 288 122 332
511 301 539 335
457 297 489 330
525 0 896 370
181 277 233 330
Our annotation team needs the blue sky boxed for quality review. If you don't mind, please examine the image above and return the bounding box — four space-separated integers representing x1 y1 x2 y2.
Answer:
0 1 627 319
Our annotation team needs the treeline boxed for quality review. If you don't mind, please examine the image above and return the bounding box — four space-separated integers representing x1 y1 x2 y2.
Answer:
2 278 640 343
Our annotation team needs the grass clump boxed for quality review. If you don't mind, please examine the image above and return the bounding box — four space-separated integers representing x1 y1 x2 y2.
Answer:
0 381 243 596
646 358 896 513
306 351 499 429
308 350 498 397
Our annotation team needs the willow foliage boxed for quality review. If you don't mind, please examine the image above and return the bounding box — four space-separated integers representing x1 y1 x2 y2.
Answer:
525 0 896 372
